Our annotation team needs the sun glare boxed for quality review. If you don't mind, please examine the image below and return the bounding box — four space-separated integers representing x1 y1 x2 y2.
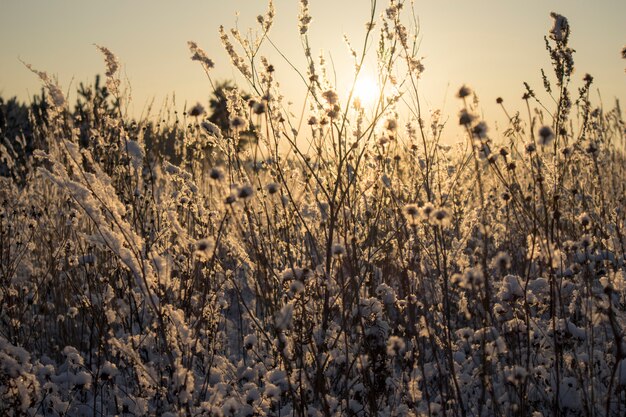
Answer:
351 75 379 107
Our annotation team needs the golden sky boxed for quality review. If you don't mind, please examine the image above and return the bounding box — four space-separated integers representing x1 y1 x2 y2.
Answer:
1 0 624 140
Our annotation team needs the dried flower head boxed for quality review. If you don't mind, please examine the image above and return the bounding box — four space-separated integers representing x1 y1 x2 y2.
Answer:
266 182 280 195
578 212 591 227
243 334 257 350
209 167 224 181
431 207 451 227
421 202 435 220
195 238 215 261
322 89 339 105
384 117 398 132
332 243 346 257
201 120 223 138
252 100 266 115
459 109 475 126
189 103 205 117
549 12 569 42
95 45 119 78
237 184 254 199
472 121 488 139
188 41 215 70
386 336 406 356
403 204 420 226
230 115 247 130
457 85 472 98
492 251 512 272
298 0 312 35
538 126 555 146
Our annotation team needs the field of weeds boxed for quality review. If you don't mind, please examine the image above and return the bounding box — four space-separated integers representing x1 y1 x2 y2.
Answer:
1 1 625 416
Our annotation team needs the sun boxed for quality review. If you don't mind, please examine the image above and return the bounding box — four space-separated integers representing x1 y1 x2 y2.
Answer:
351 75 379 107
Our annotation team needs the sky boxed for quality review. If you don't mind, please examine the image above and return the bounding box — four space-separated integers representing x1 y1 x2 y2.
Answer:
1 0 624 140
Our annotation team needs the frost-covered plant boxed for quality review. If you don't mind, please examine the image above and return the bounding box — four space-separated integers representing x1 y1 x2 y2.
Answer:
1 2 625 417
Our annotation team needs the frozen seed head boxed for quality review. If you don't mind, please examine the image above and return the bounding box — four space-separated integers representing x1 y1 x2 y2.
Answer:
457 327 474 341
578 212 591 227
67 256 78 267
264 383 281 401
237 184 254 199
431 207 451 227
95 45 119 78
525 142 536 153
403 204 420 226
24 64 66 108
326 104 340 118
377 136 390 147
221 398 240 416
298 0 312 35
549 12 569 42
562 146 572 156
281 267 312 283
73 371 92 390
472 121 488 139
386 336 406 356
100 361 118 380
538 126 555 146
332 243 346 257
461 268 484 288
257 0 275 32
385 2 401 19
189 103 205 117
188 41 215 69
230 116 247 130
421 202 435 220
289 280 305 296
506 366 528 385
580 234 592 248
201 120 223 138
492 251 512 272
209 167 224 181
457 84 472 99
459 109 475 126
322 89 339 105
384 117 398 132
252 100 266 115
408 56 425 75
403 205 419 217
195 238 214 261
67 306 79 318
586 141 598 155
266 182 280 195
243 334 257 350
